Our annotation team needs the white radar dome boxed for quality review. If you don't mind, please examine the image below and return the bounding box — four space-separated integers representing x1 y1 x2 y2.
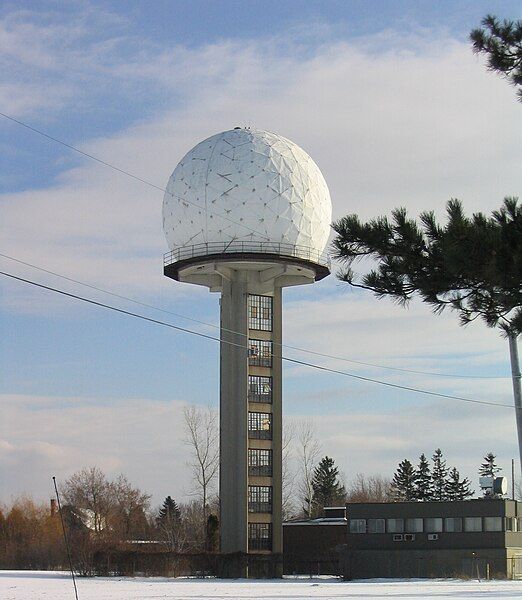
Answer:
162 128 332 257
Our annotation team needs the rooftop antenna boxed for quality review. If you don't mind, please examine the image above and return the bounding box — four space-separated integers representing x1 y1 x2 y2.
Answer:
479 475 508 499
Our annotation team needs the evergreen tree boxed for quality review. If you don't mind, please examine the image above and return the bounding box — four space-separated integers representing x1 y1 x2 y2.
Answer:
332 199 522 475
311 456 346 514
413 453 432 501
446 467 474 501
206 514 219 552
156 496 182 550
431 449 448 501
157 496 181 525
391 459 416 501
470 15 522 102
479 452 502 477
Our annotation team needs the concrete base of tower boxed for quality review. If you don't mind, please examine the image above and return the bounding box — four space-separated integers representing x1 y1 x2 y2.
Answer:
218 552 284 579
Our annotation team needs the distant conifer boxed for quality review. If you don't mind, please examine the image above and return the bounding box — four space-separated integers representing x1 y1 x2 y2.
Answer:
446 467 474 501
156 496 182 551
431 449 448 501
479 452 502 477
391 459 416 501
206 514 219 552
311 456 346 514
157 496 181 525
413 453 432 501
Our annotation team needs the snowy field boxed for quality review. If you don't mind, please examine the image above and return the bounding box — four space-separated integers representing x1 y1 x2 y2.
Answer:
1 571 522 600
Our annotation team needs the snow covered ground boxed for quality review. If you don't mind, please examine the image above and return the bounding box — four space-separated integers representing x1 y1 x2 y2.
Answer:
1 571 521 600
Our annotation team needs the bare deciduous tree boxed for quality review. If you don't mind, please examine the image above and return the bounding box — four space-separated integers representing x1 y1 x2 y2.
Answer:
183 405 219 524
61 467 113 536
112 474 151 539
346 473 393 503
61 467 151 540
296 420 321 518
282 421 296 519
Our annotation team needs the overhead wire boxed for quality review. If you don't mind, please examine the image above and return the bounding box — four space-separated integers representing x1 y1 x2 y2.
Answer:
0 111 270 241
0 252 510 380
0 111 513 383
1 270 516 412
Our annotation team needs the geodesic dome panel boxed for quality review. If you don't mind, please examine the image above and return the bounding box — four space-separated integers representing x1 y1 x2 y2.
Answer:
162 128 332 255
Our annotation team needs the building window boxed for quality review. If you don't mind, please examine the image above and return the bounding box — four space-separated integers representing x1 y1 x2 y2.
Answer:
368 519 385 533
406 518 423 533
506 517 517 532
248 485 273 513
248 412 272 440
248 295 273 331
349 519 366 533
248 375 272 403
248 339 273 368
444 517 463 532
387 519 404 533
464 517 483 532
248 448 273 477
425 518 443 533
248 522 272 551
484 516 503 532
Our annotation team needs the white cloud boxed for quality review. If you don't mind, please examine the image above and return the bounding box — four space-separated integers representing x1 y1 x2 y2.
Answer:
1 20 520 306
0 393 192 505
2 390 518 506
283 290 512 383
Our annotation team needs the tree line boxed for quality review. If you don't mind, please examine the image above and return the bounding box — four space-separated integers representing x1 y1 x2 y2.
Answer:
0 450 510 571
0 467 218 572
390 451 505 502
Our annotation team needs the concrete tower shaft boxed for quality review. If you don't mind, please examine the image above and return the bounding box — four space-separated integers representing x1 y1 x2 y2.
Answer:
165 255 328 567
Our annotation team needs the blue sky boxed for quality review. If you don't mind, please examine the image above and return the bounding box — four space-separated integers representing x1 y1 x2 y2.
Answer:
1 1 521 506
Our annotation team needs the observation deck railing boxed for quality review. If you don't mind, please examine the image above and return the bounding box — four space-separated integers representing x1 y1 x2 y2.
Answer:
163 241 330 269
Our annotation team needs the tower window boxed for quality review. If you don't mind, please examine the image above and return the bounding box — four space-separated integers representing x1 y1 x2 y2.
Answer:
248 412 272 440
248 485 273 513
248 295 273 331
248 339 272 368
248 522 272 551
248 375 272 403
248 448 273 476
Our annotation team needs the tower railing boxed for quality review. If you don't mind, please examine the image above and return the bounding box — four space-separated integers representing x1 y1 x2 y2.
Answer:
164 241 330 268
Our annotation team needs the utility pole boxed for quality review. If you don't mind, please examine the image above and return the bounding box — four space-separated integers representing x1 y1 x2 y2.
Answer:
509 335 522 478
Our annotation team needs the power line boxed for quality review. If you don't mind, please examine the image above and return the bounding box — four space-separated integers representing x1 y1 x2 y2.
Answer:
1 270 516 412
0 111 270 241
0 252 509 380
0 112 513 384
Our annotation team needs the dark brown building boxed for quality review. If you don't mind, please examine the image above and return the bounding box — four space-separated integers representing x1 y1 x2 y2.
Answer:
283 501 522 579
283 507 346 574
344 499 522 579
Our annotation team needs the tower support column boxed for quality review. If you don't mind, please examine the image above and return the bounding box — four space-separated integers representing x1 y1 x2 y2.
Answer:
271 286 283 556
219 272 249 556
